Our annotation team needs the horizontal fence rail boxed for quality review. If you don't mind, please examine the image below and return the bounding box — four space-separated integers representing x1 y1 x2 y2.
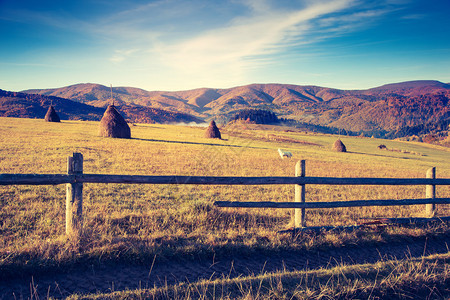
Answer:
215 198 450 209
1 153 449 236
1 174 450 186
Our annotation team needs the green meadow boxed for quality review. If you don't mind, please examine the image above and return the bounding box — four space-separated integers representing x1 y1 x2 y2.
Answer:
0 117 449 298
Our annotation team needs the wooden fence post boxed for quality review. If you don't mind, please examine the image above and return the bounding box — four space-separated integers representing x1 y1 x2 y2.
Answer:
426 167 436 218
294 160 306 227
66 153 83 237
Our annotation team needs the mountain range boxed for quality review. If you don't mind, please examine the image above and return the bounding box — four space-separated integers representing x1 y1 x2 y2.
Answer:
1 80 449 137
0 89 203 124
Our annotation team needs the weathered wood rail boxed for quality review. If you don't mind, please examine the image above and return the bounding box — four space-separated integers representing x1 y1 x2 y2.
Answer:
214 198 450 209
2 174 449 186
1 153 450 237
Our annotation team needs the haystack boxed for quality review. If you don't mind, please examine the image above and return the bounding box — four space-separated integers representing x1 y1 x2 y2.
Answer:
205 120 221 139
44 106 60 122
332 138 346 152
99 105 131 138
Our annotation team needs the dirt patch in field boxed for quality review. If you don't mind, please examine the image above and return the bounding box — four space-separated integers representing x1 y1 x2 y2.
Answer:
1 234 449 299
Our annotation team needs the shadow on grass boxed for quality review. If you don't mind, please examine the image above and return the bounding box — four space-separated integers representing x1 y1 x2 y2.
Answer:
1 225 449 299
2 229 449 299
347 151 418 160
133 137 270 150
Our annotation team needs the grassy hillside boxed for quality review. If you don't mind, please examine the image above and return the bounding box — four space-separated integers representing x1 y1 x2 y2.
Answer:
0 117 449 297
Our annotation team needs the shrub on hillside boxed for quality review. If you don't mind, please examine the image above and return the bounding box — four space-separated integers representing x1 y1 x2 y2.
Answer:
229 109 279 125
423 134 438 144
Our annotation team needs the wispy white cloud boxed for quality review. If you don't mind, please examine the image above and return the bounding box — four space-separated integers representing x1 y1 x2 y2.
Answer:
317 8 391 28
0 0 412 90
110 49 140 63
145 0 359 83
401 14 426 20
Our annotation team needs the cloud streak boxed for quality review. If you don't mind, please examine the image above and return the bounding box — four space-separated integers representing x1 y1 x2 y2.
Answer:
4 0 436 91
1 0 389 80
129 0 355 85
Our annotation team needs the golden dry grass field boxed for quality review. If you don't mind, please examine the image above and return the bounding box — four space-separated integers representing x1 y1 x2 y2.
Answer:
0 117 449 298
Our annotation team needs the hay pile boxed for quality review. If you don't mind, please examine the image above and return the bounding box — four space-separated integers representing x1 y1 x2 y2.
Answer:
332 138 347 152
205 120 221 139
99 105 131 138
44 106 60 122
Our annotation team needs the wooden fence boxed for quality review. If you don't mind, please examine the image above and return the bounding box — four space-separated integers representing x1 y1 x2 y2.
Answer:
1 152 450 237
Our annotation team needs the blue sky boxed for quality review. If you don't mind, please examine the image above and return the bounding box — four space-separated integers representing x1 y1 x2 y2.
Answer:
1 0 449 91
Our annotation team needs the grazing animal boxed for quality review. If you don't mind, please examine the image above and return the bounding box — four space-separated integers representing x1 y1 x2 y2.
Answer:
278 148 292 159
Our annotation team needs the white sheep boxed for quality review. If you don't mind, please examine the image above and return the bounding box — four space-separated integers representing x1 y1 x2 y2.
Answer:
278 148 292 159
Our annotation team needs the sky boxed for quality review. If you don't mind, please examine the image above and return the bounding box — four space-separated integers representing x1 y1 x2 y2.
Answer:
0 0 449 92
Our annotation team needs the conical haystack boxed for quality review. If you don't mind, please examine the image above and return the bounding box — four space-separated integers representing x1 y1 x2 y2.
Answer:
332 138 346 152
44 106 60 122
99 105 131 138
205 120 221 139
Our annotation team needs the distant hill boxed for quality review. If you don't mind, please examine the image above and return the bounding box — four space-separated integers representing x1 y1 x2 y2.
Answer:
0 89 104 120
364 80 450 95
0 89 204 124
22 80 450 137
23 83 208 117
